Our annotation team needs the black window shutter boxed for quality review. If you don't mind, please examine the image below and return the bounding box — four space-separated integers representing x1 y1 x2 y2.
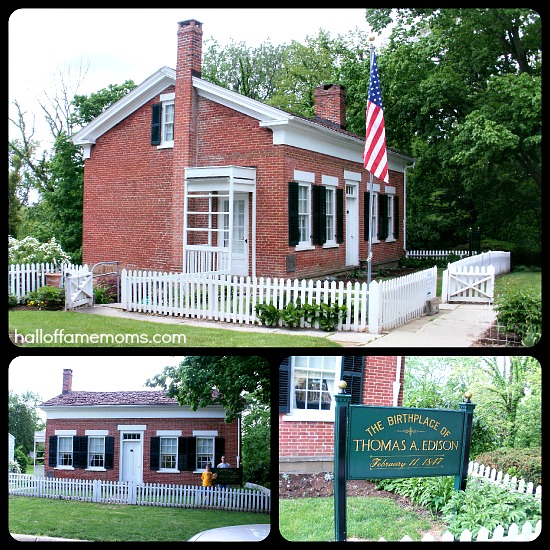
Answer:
364 192 371 241
279 357 291 413
73 436 88 469
178 437 197 471
151 103 161 145
378 194 388 240
393 196 400 239
312 185 326 245
341 356 365 405
336 188 344 243
214 437 225 467
48 436 58 467
150 437 160 470
288 181 300 246
105 437 115 469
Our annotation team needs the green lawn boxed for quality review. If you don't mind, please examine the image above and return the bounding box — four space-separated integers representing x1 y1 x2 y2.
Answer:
279 495 447 542
9 496 269 542
8 309 341 348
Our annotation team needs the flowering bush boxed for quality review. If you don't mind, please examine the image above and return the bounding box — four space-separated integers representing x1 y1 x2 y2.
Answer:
24 286 65 310
8 236 72 265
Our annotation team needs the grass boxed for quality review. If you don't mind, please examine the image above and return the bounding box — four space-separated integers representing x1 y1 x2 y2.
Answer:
279 496 447 542
9 496 269 542
494 269 541 296
8 309 341 348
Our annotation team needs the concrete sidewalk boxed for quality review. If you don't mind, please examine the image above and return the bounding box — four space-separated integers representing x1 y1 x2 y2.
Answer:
10 533 88 542
73 301 495 348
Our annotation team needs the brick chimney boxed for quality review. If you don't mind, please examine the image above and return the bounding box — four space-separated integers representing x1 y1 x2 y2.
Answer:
62 369 73 394
314 84 347 130
172 19 203 270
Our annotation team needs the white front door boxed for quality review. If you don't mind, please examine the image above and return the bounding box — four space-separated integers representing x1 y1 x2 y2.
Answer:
220 193 249 276
121 439 142 483
345 185 359 266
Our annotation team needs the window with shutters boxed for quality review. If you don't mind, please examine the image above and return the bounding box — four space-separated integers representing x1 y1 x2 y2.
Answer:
196 437 215 470
324 185 337 246
371 192 379 242
57 436 73 467
160 437 178 471
152 93 175 148
297 183 312 248
280 356 364 420
88 436 105 469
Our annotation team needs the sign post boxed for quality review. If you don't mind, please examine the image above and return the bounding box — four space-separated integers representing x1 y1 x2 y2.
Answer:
333 387 475 542
334 382 351 542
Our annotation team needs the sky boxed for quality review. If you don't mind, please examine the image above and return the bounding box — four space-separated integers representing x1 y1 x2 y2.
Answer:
8 8 378 147
8 355 186 405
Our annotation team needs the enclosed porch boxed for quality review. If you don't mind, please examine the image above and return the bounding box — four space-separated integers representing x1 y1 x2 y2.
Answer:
183 166 257 277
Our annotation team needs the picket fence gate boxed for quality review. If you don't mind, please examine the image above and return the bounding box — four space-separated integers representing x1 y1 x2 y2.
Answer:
441 251 511 304
64 265 94 310
8 473 270 514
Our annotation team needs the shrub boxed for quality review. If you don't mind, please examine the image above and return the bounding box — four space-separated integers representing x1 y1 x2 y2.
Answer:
93 279 118 304
441 479 541 538
24 286 65 310
473 447 541 486
8 235 72 265
8 293 19 308
14 447 29 473
493 290 541 343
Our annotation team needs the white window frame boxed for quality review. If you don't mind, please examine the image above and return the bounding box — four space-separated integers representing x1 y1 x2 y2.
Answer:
195 436 215 471
87 436 106 471
371 192 380 243
385 186 397 242
294 170 315 251
322 175 338 248
157 92 175 149
284 356 343 422
56 435 74 470
159 436 179 472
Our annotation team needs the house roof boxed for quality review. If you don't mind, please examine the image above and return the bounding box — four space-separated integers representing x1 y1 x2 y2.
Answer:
41 390 179 407
71 67 414 168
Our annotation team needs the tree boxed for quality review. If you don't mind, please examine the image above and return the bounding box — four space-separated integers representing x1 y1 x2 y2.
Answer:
145 356 270 423
8 391 45 456
241 397 270 487
366 8 541 253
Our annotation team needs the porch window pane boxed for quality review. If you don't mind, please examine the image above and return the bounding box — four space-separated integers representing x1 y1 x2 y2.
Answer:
196 437 215 469
293 356 336 411
160 437 178 469
88 436 105 468
58 436 73 466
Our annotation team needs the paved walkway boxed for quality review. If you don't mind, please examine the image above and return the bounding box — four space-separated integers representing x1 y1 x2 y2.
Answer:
10 533 88 542
73 301 496 348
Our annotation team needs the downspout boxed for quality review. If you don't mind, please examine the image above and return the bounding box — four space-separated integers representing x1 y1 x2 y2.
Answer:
393 356 402 406
403 161 416 254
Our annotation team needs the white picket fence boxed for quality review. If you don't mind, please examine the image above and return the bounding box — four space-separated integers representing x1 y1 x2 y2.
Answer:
406 249 474 260
8 262 81 301
378 520 541 542
441 251 511 304
8 473 270 513
468 461 542 498
120 266 437 334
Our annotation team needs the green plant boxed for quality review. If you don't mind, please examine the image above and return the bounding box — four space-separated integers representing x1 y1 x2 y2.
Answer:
280 300 304 328
441 480 541 539
473 447 541 486
93 279 118 304
14 446 29 472
254 301 281 326
24 285 65 310
8 293 19 308
8 235 72 265
494 290 541 342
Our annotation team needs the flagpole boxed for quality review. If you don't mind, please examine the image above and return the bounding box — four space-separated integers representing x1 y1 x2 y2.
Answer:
367 37 375 288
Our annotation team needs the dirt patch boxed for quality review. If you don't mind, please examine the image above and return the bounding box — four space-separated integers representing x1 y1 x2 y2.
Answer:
279 473 447 541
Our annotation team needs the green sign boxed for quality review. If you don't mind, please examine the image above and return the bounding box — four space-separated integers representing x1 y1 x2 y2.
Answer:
212 467 242 486
347 405 466 479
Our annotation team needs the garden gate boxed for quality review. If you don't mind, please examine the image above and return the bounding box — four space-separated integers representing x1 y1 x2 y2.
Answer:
64 266 93 310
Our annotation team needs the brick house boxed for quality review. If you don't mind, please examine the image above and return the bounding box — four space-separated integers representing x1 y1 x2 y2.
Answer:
279 355 404 474
72 19 414 279
40 369 239 485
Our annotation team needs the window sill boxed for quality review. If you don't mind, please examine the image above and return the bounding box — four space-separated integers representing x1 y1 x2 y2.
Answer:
158 469 180 474
86 467 106 472
54 466 74 470
156 143 174 150
322 243 339 249
282 410 335 423
295 244 315 252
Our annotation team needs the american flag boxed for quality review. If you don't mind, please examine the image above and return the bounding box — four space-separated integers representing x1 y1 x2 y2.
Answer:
363 49 389 183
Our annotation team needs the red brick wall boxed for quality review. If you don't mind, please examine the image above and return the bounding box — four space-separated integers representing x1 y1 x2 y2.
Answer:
279 356 405 458
43 416 238 485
